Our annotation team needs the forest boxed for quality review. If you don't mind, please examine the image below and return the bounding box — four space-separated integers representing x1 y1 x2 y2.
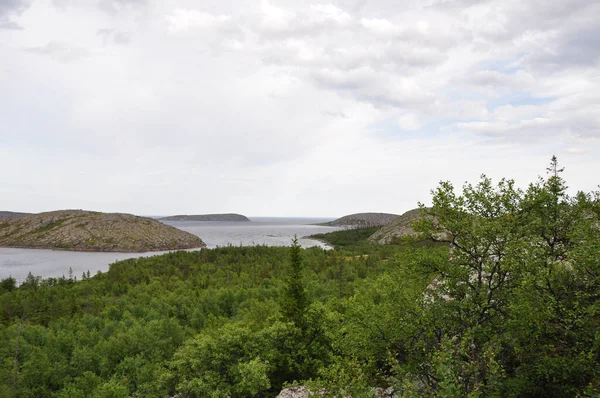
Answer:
0 157 599 397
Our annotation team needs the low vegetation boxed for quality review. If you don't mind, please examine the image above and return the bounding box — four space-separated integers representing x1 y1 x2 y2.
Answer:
308 226 381 249
317 213 399 228
0 157 598 397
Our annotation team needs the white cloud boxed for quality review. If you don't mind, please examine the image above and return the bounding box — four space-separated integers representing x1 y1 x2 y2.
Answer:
166 9 230 32
0 0 599 216
360 17 400 35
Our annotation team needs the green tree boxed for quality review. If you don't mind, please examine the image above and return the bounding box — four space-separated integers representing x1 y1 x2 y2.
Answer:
394 156 600 396
281 236 308 328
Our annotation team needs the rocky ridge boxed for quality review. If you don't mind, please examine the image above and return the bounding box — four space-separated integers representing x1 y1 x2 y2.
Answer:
0 210 205 252
368 208 424 244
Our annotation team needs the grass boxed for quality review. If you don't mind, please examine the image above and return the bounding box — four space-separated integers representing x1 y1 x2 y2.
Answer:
32 219 66 234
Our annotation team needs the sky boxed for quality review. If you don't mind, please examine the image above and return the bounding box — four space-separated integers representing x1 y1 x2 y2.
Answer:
1 0 599 217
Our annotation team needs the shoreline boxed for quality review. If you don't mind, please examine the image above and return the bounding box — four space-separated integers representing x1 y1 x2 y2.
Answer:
0 243 206 254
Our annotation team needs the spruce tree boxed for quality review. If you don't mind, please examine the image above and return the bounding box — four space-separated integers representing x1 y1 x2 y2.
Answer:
281 236 308 328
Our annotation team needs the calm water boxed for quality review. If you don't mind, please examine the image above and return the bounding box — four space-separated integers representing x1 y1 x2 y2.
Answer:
0 217 339 283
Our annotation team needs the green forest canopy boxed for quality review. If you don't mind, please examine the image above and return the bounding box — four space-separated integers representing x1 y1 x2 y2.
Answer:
0 157 599 397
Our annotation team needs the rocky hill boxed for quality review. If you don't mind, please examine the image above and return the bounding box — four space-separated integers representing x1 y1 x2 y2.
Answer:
0 211 31 220
159 213 250 222
0 210 205 252
368 208 424 244
318 212 399 228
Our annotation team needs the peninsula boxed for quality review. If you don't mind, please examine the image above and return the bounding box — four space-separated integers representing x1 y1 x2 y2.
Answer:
0 210 205 252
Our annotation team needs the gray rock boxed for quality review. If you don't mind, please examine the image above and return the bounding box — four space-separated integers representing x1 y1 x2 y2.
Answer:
276 386 398 398
277 387 312 398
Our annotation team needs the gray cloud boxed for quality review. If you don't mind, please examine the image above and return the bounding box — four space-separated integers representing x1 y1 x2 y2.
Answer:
0 19 21 29
0 0 28 29
523 15 600 70
1 0 599 216
0 0 27 14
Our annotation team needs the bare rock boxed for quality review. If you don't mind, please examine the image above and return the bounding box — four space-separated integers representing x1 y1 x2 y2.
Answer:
277 387 312 398
0 210 205 252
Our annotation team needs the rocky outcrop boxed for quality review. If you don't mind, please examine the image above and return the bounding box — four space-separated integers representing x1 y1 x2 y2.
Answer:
276 386 397 398
159 213 250 222
368 208 453 244
277 387 312 398
368 208 424 244
319 213 399 228
0 210 205 252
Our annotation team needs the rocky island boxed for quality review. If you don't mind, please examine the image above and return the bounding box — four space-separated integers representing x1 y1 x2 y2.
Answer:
0 210 205 252
159 213 250 222
318 212 399 228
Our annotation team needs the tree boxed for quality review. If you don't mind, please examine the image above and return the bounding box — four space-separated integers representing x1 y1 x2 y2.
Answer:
281 236 308 328
0 277 16 293
391 157 600 396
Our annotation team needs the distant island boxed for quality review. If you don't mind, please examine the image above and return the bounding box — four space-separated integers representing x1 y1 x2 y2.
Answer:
317 212 399 228
0 210 205 252
0 211 31 220
159 213 250 222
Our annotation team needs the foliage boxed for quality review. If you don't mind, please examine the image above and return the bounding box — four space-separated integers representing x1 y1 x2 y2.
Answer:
309 227 381 249
0 157 598 397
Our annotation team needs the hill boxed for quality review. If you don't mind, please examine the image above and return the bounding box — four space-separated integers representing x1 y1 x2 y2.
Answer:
368 208 423 243
0 211 31 220
159 213 250 222
318 212 399 227
0 210 205 252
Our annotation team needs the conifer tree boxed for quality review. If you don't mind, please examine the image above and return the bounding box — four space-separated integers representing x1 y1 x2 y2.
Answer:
281 236 308 328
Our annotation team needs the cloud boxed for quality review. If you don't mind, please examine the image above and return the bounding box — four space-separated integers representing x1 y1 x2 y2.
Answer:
97 0 147 14
0 19 21 29
97 28 131 45
166 9 230 32
25 41 89 62
1 0 599 216
360 17 401 36
0 0 29 29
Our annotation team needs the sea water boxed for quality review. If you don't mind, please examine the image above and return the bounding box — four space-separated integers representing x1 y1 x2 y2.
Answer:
0 217 339 283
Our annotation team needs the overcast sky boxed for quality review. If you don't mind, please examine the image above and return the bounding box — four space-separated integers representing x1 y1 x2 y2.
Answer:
1 0 599 217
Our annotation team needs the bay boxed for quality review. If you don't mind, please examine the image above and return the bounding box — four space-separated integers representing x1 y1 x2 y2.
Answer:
0 217 338 282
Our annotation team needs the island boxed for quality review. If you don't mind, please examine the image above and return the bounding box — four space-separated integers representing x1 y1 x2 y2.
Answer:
317 212 399 228
159 213 250 222
0 210 205 252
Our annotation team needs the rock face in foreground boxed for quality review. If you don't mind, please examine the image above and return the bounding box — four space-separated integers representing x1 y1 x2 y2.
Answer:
277 387 311 398
0 211 31 220
159 213 250 222
368 208 423 244
276 386 397 397
0 210 206 252
319 213 399 228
